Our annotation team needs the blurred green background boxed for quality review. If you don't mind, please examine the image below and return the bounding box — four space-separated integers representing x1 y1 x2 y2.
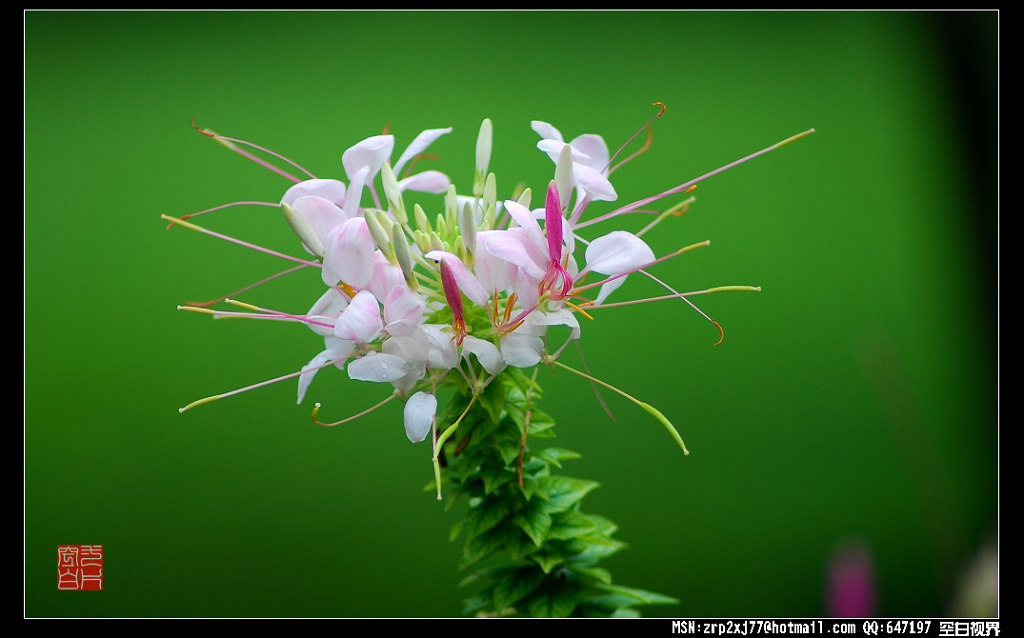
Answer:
25 10 997 618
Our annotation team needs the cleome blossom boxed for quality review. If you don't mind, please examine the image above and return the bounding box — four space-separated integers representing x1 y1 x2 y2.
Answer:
167 107 813 491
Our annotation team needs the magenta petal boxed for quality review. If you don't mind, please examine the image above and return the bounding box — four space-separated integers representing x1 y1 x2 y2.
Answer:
544 181 564 262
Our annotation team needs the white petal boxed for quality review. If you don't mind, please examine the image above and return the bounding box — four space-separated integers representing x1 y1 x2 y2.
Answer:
296 339 354 404
322 217 375 289
531 120 563 143
529 307 581 340
482 228 547 281
281 178 347 207
584 231 655 275
342 135 394 182
472 231 518 293
569 134 610 171
383 286 426 337
334 290 382 344
393 128 452 175
403 391 437 443
500 332 543 368
297 350 333 405
288 195 348 255
342 165 370 218
421 324 458 370
306 288 348 337
347 352 409 383
503 200 547 254
397 169 451 194
462 336 506 375
365 252 407 304
594 276 627 306
573 163 617 201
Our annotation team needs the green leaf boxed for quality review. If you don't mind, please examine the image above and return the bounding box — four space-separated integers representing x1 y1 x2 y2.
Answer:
462 523 514 567
533 447 582 469
565 564 612 585
477 375 507 424
480 462 516 494
465 497 510 540
491 566 546 610
529 549 567 574
449 519 465 542
591 583 679 606
547 510 598 540
514 501 553 546
539 475 600 510
526 585 577 618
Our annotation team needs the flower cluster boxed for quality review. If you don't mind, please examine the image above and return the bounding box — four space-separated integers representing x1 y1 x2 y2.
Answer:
167 106 812 494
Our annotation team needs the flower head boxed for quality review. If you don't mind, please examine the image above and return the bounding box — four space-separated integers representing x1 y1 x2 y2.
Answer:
168 109 813 490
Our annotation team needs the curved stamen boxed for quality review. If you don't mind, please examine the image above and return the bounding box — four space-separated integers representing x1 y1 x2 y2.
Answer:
191 118 316 182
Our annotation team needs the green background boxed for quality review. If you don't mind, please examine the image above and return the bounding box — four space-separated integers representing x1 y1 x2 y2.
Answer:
25 10 997 618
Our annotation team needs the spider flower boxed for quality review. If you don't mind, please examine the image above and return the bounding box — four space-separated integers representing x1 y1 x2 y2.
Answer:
167 109 812 472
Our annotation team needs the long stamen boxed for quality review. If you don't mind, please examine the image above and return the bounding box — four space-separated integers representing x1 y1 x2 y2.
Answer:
178 356 345 413
222 298 335 331
182 264 310 308
584 285 762 310
192 118 317 183
606 101 667 174
611 129 815 218
550 359 688 455
162 214 322 269
312 394 396 427
635 196 694 238
165 201 278 230
571 240 711 296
